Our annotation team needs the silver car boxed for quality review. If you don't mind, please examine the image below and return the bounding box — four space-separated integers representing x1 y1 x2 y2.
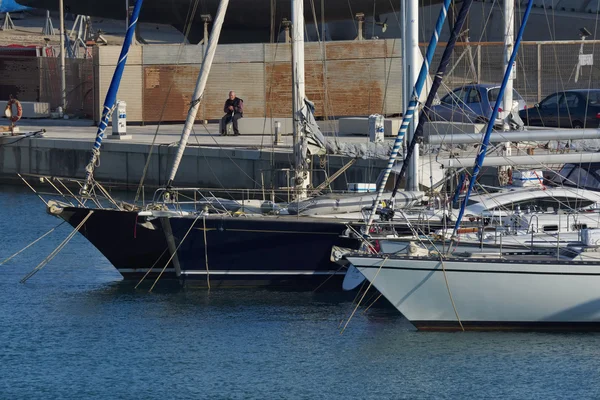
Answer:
428 84 527 125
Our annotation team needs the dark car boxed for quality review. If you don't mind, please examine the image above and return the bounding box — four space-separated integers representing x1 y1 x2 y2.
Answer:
519 89 600 129
428 84 527 125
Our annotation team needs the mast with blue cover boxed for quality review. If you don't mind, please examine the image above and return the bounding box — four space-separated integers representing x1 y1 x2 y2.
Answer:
364 0 452 233
452 0 534 236
391 0 474 201
81 0 144 195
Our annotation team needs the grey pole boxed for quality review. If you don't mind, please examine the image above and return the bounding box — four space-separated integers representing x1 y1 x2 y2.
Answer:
425 128 600 145
59 0 67 112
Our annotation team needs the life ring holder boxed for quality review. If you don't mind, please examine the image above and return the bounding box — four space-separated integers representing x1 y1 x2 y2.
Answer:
5 97 23 124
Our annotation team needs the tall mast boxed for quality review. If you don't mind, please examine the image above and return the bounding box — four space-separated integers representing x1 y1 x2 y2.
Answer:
452 0 534 236
364 0 452 232
166 0 229 186
405 0 419 191
80 0 144 195
291 0 309 199
502 0 515 130
59 0 66 112
392 0 475 199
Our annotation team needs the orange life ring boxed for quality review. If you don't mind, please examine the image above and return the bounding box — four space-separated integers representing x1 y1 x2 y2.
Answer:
5 98 22 123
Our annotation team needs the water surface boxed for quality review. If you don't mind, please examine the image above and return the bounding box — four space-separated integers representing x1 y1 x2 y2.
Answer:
1 187 599 399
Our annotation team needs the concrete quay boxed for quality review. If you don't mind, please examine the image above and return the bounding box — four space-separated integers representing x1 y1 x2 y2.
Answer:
0 119 390 194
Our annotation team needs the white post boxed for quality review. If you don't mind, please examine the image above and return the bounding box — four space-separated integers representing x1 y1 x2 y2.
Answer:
166 0 229 186
292 0 309 198
502 0 514 130
405 0 419 191
59 0 67 111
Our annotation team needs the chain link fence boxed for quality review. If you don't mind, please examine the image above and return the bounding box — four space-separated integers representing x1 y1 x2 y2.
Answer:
426 40 600 105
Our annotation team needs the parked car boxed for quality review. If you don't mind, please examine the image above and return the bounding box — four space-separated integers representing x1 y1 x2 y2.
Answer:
519 89 600 128
427 84 527 125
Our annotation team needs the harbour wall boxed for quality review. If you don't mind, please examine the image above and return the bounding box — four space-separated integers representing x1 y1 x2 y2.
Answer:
0 137 389 196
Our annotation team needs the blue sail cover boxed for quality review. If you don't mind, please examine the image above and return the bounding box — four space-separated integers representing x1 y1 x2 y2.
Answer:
0 0 30 12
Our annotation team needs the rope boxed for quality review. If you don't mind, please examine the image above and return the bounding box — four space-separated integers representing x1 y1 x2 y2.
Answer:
362 293 383 315
20 211 94 283
1 221 66 266
439 256 464 331
203 215 211 289
134 246 169 289
340 256 388 334
312 263 346 293
149 213 202 292
134 0 202 203
338 279 368 329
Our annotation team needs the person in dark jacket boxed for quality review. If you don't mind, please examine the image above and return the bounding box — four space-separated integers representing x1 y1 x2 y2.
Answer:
221 91 244 136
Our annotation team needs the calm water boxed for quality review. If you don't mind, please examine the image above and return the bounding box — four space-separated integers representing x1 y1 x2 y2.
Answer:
2 187 600 399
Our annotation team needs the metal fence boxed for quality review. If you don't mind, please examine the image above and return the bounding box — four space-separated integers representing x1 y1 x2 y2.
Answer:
0 40 598 122
430 40 600 105
0 51 94 118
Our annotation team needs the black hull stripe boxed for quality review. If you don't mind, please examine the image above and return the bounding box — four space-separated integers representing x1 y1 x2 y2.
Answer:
355 264 600 276
413 321 600 332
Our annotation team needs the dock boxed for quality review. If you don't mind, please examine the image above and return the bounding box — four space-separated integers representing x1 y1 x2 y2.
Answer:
0 118 391 193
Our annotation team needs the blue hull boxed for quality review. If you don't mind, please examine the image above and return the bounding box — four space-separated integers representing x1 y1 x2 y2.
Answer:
59 207 366 289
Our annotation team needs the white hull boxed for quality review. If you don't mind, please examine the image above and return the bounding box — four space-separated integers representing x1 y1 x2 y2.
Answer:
346 254 600 330
286 191 423 215
378 231 585 254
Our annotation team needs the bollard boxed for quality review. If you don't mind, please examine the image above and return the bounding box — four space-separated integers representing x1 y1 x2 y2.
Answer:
274 121 282 145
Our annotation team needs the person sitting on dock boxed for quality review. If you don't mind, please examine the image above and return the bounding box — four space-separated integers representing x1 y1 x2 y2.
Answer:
221 91 244 136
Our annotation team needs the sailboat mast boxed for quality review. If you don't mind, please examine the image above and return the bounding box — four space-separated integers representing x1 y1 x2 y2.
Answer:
502 0 515 130
364 0 452 232
452 0 534 237
80 0 144 195
166 0 230 187
391 0 474 199
59 0 66 112
291 0 309 198
405 0 419 192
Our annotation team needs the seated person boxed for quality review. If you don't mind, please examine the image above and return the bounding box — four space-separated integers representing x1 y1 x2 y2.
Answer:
221 91 244 136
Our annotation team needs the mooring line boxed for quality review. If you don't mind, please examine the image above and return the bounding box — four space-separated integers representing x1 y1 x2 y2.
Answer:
440 257 465 331
134 247 169 289
203 216 211 290
1 221 66 266
312 264 345 293
361 293 383 315
149 214 202 292
338 279 368 330
20 211 94 283
340 257 388 335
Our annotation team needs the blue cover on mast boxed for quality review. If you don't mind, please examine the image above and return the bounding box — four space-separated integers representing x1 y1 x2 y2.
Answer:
452 0 534 236
364 0 452 231
391 0 474 199
81 0 144 194
0 0 30 12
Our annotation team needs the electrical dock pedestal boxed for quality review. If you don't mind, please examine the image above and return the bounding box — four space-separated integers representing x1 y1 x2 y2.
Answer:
108 100 132 140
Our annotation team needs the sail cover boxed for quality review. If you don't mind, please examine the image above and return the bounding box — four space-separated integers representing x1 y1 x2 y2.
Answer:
325 139 393 160
300 99 326 166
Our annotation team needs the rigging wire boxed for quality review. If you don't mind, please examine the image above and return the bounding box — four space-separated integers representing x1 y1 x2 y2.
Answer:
20 211 94 283
339 257 388 335
134 0 202 204
1 221 66 266
149 213 202 292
